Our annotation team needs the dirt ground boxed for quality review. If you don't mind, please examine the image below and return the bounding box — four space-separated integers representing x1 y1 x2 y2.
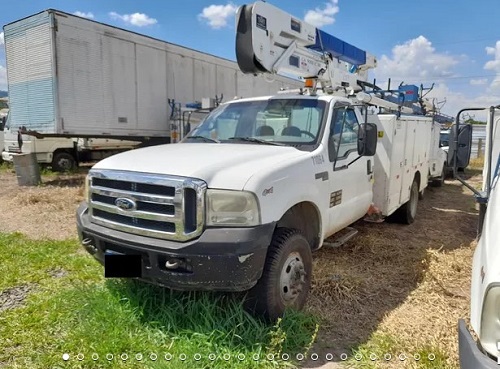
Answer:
0 165 481 368
0 167 86 240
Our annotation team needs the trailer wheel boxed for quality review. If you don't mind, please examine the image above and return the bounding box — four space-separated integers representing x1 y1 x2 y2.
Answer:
391 179 419 225
431 165 445 187
52 152 76 172
244 228 312 321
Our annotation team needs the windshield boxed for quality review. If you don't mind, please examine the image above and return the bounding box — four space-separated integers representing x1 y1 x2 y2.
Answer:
184 98 327 146
440 132 450 147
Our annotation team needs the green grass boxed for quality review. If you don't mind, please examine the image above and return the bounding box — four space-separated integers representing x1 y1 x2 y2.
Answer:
0 233 318 369
347 333 452 369
0 161 13 172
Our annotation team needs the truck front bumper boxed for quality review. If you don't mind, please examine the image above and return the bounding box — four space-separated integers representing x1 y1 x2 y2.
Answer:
76 203 274 291
458 319 498 368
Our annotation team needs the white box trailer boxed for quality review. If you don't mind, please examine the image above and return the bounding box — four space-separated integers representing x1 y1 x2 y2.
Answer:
2 9 302 170
3 9 302 138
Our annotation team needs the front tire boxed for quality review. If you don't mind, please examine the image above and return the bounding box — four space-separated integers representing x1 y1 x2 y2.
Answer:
245 228 312 320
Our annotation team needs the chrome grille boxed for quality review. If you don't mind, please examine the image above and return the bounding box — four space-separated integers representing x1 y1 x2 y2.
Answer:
88 169 206 241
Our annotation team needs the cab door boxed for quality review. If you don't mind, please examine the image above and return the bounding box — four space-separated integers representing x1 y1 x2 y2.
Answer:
325 105 373 235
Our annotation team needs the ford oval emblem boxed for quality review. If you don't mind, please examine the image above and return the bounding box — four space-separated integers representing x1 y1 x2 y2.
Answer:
115 197 136 211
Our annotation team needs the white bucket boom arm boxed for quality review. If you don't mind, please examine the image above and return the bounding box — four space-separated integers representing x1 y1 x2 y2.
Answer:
236 1 377 94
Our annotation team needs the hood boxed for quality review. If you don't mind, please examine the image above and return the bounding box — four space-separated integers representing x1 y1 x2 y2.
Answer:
92 143 309 190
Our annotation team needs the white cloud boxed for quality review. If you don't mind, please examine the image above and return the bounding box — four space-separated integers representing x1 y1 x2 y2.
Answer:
198 3 237 29
0 32 4 46
109 12 157 27
372 36 484 118
470 78 488 86
484 41 500 91
73 11 94 19
304 0 339 28
0 65 7 91
375 36 458 85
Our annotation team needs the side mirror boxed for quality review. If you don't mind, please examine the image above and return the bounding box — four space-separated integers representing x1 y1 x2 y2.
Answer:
357 123 377 156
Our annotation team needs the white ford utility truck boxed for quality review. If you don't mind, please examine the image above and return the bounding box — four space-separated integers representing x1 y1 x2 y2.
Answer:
77 1 446 319
458 106 500 368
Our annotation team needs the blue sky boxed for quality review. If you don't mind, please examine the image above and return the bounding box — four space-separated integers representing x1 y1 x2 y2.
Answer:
1 0 500 118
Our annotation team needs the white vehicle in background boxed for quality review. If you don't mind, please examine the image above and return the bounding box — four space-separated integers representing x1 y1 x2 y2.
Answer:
458 106 500 368
76 1 449 319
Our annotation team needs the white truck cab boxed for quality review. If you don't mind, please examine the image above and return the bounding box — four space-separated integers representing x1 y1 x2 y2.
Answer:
459 107 500 368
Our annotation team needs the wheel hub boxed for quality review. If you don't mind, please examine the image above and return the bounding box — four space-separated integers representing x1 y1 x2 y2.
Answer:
280 252 306 304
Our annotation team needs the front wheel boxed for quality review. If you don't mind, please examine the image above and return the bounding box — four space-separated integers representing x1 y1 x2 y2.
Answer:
245 228 312 321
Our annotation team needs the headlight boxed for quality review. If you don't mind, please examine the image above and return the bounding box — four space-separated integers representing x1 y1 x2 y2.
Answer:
480 285 500 357
84 175 91 203
206 189 260 227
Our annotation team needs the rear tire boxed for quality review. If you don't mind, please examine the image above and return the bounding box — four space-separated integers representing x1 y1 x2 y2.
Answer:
244 228 312 321
391 179 419 224
52 151 76 172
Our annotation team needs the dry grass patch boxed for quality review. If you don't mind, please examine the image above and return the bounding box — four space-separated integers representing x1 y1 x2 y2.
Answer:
304 176 479 368
0 171 86 240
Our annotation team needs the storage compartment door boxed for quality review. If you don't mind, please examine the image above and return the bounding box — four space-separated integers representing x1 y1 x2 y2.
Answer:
400 121 417 204
387 119 406 214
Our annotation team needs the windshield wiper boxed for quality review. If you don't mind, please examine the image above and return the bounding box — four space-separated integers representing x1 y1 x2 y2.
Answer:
185 135 220 143
228 137 284 146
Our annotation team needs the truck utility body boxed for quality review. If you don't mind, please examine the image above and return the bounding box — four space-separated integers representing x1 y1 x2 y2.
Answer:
77 1 446 319
2 9 301 169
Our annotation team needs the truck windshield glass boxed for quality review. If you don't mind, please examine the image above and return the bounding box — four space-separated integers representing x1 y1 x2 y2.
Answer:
184 99 326 146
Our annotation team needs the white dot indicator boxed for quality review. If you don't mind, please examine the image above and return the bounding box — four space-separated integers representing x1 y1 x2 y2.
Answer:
62 353 70 361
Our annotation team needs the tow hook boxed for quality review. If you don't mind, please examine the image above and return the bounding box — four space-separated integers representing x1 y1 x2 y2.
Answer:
82 237 97 254
165 258 181 270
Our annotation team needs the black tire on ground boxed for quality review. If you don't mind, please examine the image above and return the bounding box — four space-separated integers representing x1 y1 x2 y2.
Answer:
431 165 446 187
52 151 77 172
390 179 419 225
244 228 312 321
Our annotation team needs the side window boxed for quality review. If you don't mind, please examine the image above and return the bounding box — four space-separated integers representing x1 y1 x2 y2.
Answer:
328 108 359 161
0 116 4 130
